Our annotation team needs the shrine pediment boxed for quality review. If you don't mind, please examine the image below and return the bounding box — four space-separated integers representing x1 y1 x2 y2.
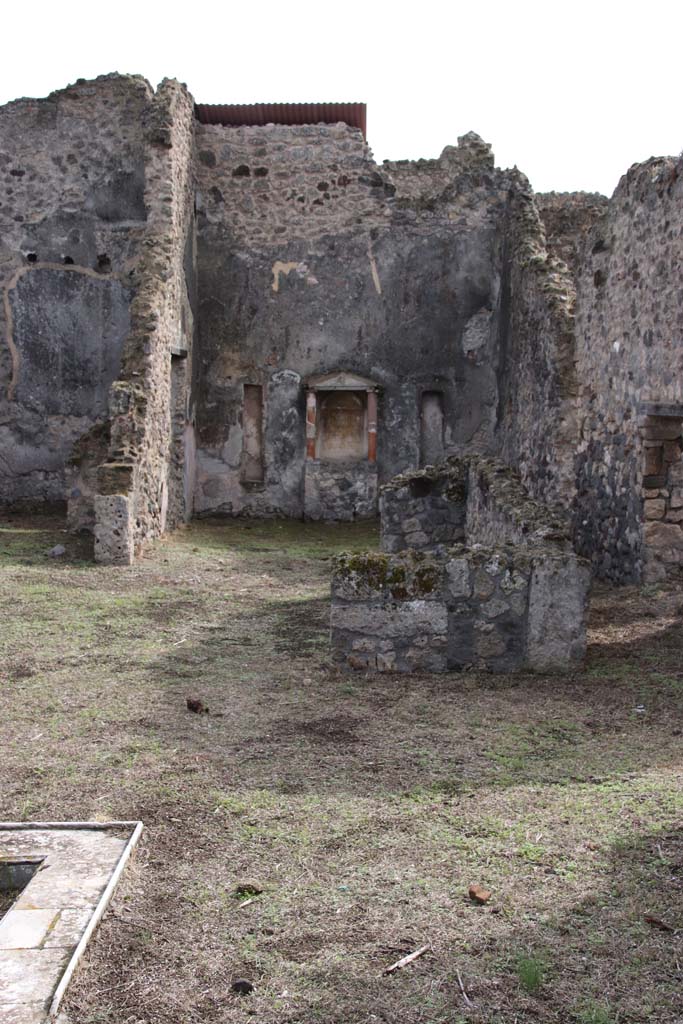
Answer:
306 371 378 391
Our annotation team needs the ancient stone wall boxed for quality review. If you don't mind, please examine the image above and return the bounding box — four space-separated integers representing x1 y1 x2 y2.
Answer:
334 456 590 673
465 457 573 550
379 462 467 553
94 79 196 563
0 74 152 510
572 155 683 581
193 129 515 518
536 192 608 275
303 460 378 521
331 545 588 674
495 184 579 507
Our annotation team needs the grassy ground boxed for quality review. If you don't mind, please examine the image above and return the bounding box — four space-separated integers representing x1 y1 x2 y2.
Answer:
1 514 682 1024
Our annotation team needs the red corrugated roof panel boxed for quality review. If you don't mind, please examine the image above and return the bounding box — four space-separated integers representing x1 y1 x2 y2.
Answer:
195 102 366 138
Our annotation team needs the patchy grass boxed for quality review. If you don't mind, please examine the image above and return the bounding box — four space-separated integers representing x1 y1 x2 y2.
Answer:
1 513 682 1023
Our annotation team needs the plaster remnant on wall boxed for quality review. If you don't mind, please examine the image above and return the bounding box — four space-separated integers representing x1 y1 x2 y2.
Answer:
367 243 382 295
271 260 314 293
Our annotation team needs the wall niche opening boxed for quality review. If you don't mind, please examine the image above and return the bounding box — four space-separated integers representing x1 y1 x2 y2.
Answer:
317 390 368 461
241 383 264 483
420 390 444 467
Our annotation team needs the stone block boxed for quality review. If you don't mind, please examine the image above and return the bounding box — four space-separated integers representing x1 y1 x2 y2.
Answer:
0 948 71 1006
94 493 134 565
2 1003 50 1024
665 509 683 523
474 621 508 662
526 554 590 671
643 520 683 550
0 909 59 950
445 557 472 598
331 600 448 639
481 595 511 619
43 908 92 949
640 418 683 441
473 568 496 600
644 499 666 519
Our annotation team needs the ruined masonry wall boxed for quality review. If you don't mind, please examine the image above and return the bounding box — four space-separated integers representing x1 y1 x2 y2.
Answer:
536 192 608 276
0 74 152 510
574 155 683 582
94 79 196 564
496 187 579 507
379 462 467 553
194 128 514 519
331 547 588 674
465 458 573 550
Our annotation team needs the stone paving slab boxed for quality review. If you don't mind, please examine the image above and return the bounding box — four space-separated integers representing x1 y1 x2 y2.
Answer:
0 948 71 1005
0 908 59 949
43 909 92 949
0 826 136 1023
2 1001 51 1024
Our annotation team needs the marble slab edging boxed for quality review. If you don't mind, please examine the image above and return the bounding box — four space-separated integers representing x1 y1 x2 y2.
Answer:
0 821 143 1022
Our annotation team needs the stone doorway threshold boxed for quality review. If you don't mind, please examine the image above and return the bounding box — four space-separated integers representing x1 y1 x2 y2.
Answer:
0 821 143 1023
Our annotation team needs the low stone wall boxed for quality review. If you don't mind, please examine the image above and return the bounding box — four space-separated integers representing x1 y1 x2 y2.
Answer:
331 547 589 674
379 462 467 552
465 458 572 551
333 455 589 674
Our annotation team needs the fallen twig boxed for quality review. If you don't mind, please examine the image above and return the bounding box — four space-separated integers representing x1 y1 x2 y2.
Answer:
239 896 262 909
644 914 674 932
456 968 474 1007
383 944 431 975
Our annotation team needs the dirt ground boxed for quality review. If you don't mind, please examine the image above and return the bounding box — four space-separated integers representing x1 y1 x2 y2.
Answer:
1 514 682 1024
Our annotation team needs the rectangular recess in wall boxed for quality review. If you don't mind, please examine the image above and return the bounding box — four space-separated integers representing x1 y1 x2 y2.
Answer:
317 390 368 461
241 384 264 483
420 391 444 467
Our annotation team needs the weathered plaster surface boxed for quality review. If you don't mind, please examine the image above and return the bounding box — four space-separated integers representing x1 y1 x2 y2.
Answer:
193 129 516 518
0 74 150 510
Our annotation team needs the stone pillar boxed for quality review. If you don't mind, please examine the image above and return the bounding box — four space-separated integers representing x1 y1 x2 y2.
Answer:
306 389 317 459
367 389 377 463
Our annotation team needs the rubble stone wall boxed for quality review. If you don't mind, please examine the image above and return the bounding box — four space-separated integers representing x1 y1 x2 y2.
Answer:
303 460 378 521
94 79 196 563
465 457 573 550
495 186 579 507
331 546 588 674
379 461 467 552
0 74 152 509
334 456 590 674
536 192 608 275
574 155 683 581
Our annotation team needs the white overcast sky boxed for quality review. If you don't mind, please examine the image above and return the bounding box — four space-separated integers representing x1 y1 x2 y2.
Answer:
2 0 681 197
